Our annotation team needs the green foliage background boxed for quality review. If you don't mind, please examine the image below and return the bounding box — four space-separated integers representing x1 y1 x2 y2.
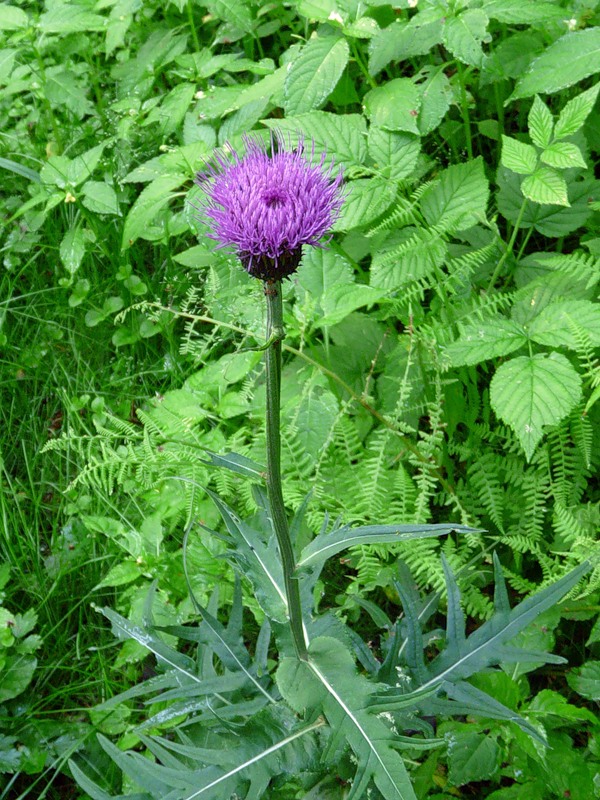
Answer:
1 0 600 797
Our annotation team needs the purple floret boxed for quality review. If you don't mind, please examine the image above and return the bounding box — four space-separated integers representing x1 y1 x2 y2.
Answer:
194 133 344 281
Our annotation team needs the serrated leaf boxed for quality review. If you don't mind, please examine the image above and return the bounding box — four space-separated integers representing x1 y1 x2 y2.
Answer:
59 226 86 275
528 299 600 348
122 174 185 249
447 730 499 786
363 78 421 134
45 70 93 118
528 96 554 148
501 136 538 175
443 9 490 68
81 181 120 215
262 112 366 169
334 177 396 231
370 229 447 289
38 5 106 32
522 167 569 207
417 68 452 135
483 0 565 24
0 5 28 29
490 352 582 460
368 17 444 77
368 128 420 180
540 141 587 170
144 83 196 136
554 84 600 139
284 35 349 115
510 29 600 100
204 0 253 32
421 157 489 229
0 654 37 701
446 319 527 366
566 662 600 701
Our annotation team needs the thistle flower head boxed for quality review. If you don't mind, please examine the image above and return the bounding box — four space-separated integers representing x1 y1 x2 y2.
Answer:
194 133 344 281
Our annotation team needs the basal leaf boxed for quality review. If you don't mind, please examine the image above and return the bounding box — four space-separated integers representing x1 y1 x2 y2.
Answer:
446 319 527 366
443 9 490 68
510 28 600 100
284 34 349 115
490 352 582 460
421 157 489 229
363 78 421 134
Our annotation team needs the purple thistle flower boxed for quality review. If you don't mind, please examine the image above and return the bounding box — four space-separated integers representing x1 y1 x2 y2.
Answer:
194 133 344 281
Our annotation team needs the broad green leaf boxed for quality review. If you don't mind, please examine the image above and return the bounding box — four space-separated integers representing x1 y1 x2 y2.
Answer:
446 319 527 366
363 78 421 134
94 560 140 589
421 157 489 230
540 142 586 170
262 112 366 169
59 227 86 276
566 661 600 701
417 68 452 135
0 654 37 701
284 34 349 115
44 70 93 118
122 174 185 249
554 84 600 139
297 247 383 326
369 17 444 76
297 523 476 569
144 83 196 136
334 177 397 231
501 136 538 175
443 9 490 68
483 0 565 23
447 731 499 786
204 0 253 32
81 181 120 215
522 167 569 207
490 352 582 460
528 689 599 723
529 300 600 348
482 31 544 84
368 128 420 180
528 96 554 149
38 5 106 32
510 29 600 100
370 229 447 289
0 5 28 30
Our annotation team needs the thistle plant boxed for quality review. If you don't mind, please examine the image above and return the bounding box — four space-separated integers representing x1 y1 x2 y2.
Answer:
71 135 590 800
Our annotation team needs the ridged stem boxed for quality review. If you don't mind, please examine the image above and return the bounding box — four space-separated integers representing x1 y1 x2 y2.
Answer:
263 281 309 661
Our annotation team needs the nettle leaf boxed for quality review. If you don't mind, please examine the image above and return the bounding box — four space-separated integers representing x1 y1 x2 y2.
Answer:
528 96 554 149
368 17 444 77
528 299 600 349
521 167 569 207
483 0 565 24
334 177 397 231
368 128 420 180
284 34 349 115
540 142 587 170
262 112 367 170
442 9 490 68
510 28 600 100
363 78 421 134
490 352 582 460
417 68 452 135
446 319 527 366
554 84 600 140
501 136 538 175
204 0 254 32
421 157 489 229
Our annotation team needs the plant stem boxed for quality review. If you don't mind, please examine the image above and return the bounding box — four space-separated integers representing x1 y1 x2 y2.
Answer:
456 61 473 160
263 281 309 661
487 197 528 292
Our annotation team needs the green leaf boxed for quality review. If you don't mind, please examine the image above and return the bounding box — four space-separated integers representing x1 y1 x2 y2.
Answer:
369 17 444 76
81 181 120 215
528 689 599 723
144 83 196 136
421 157 489 230
529 299 600 349
0 5 28 30
522 167 569 207
38 5 106 32
483 0 565 24
447 731 499 786
94 560 140 590
334 177 397 231
59 226 86 276
44 70 93 118
567 661 600 700
510 29 600 100
363 78 421 134
417 68 452 136
370 229 447 289
262 112 367 170
490 352 582 460
122 174 185 249
528 96 554 149
446 319 527 366
0 654 37 701
443 9 490 68
540 142 587 170
204 0 253 32
554 84 600 139
297 523 476 570
501 136 538 175
368 128 420 180
284 34 349 115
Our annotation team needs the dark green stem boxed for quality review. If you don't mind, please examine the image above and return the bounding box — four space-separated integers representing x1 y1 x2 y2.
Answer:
264 281 309 661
